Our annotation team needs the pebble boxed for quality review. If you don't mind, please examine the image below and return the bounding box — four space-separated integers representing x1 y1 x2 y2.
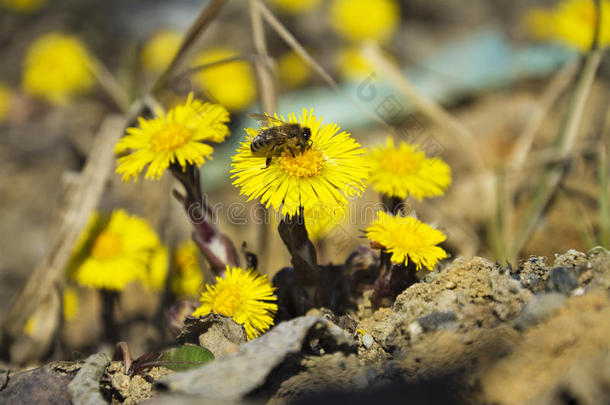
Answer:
545 267 579 295
408 321 423 337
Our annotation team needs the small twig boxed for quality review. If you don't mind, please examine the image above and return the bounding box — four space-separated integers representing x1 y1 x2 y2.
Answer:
114 342 133 375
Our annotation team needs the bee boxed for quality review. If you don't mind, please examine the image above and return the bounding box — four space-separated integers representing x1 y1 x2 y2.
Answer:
248 113 313 168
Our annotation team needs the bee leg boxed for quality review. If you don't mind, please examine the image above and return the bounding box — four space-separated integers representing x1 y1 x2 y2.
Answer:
265 156 272 168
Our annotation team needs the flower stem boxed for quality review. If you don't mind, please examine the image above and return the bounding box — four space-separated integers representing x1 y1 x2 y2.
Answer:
101 290 119 343
171 164 239 276
277 207 320 302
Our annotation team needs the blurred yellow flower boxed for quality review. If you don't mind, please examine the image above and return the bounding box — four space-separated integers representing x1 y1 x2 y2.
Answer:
368 137 451 200
0 83 13 123
366 211 447 270
329 0 400 42
148 245 169 291
277 51 312 89
23 287 77 337
171 240 204 298
270 0 321 14
524 0 610 51
22 32 94 105
69 210 162 291
304 202 347 241
63 285 79 322
192 48 256 111
115 92 230 181
141 29 182 74
336 46 397 81
231 109 369 217
1 0 45 13
192 266 277 340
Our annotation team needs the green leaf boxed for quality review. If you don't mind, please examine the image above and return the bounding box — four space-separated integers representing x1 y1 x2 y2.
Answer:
157 345 214 371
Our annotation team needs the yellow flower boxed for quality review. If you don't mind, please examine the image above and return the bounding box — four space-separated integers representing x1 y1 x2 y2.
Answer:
277 51 312 89
329 0 400 42
22 32 94 105
69 210 162 291
231 109 369 217
192 266 277 340
148 245 169 291
63 285 79 322
141 29 182 74
1 0 45 13
524 0 610 51
270 0 321 14
115 92 230 181
366 211 447 270
304 202 347 241
171 240 204 298
0 83 13 123
368 137 451 200
192 48 256 111
336 46 397 81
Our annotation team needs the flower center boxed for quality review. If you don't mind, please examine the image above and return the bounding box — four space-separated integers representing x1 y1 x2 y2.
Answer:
212 286 243 316
151 124 191 152
380 149 420 175
278 148 324 178
91 231 123 260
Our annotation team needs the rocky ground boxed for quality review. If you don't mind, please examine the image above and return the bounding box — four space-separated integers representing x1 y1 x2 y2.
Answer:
2 248 609 405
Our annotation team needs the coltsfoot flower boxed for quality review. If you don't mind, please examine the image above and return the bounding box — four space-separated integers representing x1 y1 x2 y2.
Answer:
366 211 447 270
147 245 169 291
304 202 347 241
277 51 312 89
192 48 256 111
329 0 400 42
368 137 451 200
524 0 610 51
171 240 204 298
115 92 230 181
270 0 321 14
2 0 46 13
22 32 94 105
231 109 368 217
192 266 277 339
69 210 162 291
141 29 182 73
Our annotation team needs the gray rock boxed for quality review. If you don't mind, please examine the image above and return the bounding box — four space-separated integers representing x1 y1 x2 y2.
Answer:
545 267 579 295
513 293 565 330
156 316 354 402
417 311 458 332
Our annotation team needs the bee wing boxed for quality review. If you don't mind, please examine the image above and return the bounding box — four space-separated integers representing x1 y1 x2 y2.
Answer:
248 113 287 127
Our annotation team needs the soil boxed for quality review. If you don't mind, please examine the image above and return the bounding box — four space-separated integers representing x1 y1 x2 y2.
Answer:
1 248 609 404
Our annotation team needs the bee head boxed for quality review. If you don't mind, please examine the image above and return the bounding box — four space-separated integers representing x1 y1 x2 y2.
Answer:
302 127 311 142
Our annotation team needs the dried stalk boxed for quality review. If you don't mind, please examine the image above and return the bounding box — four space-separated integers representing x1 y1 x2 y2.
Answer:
510 49 602 258
256 1 390 129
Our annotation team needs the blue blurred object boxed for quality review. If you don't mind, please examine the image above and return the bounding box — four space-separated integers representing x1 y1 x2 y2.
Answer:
203 28 578 190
